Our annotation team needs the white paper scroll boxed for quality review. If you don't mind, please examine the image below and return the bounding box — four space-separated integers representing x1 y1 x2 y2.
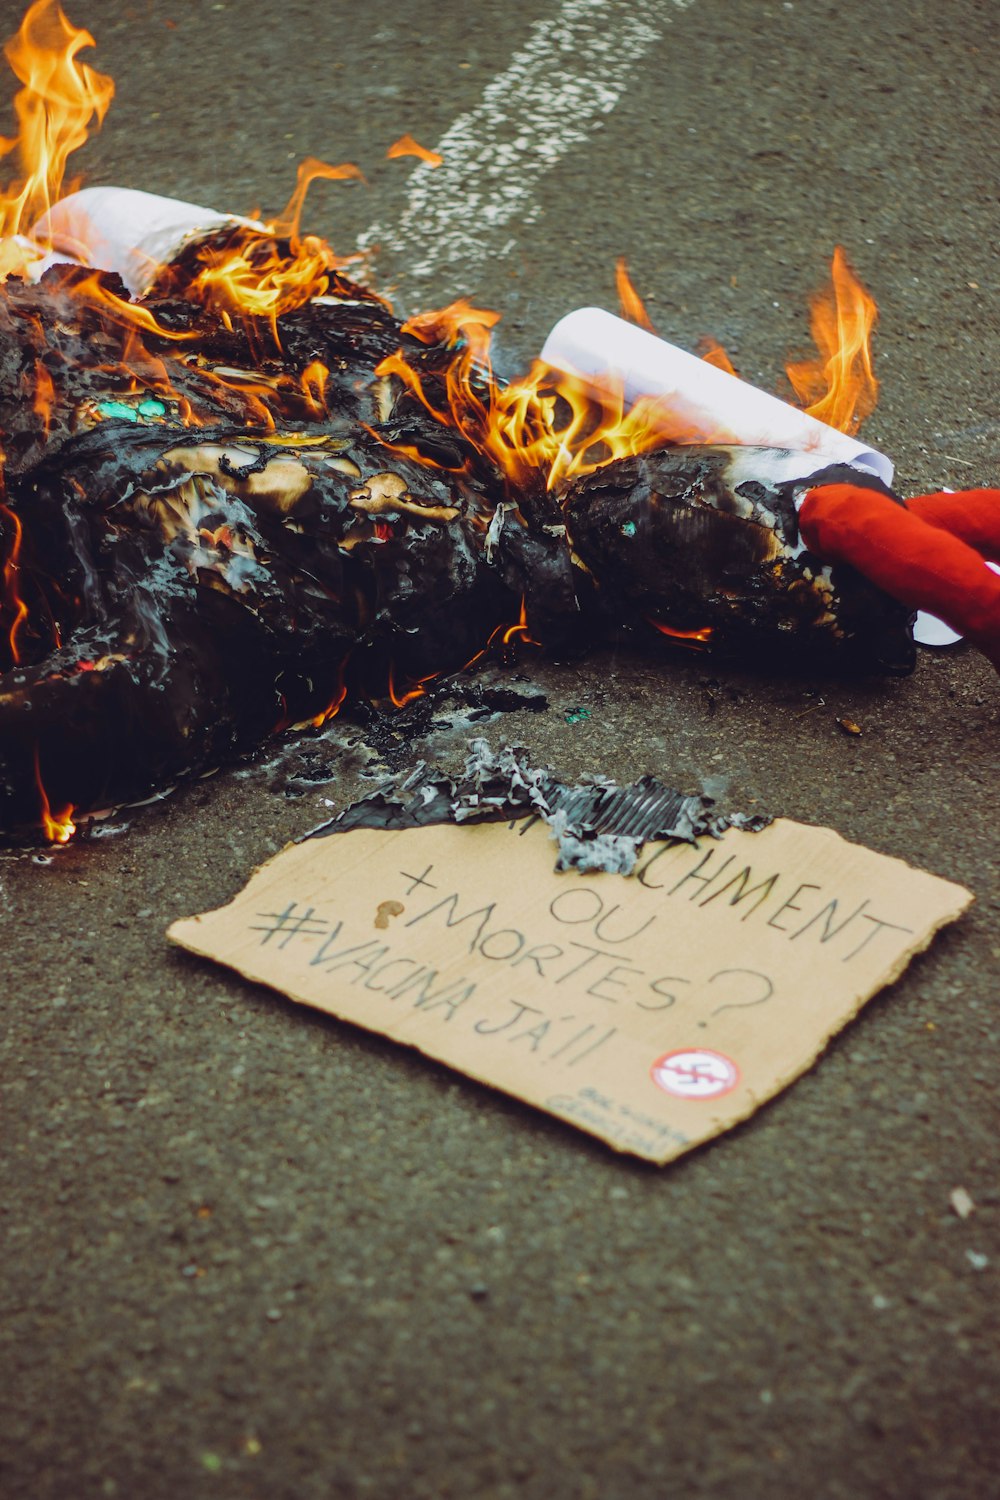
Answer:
32 186 263 297
540 307 894 487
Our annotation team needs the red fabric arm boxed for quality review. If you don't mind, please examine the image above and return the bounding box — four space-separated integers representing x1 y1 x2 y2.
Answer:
903 489 1000 563
799 483 1000 669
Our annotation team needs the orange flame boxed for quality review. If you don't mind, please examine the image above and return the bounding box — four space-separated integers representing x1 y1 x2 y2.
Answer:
0 0 113 279
33 743 75 842
615 257 655 333
270 156 365 242
463 596 541 671
378 243 883 500
32 354 54 431
184 158 369 335
380 302 712 496
298 358 329 416
386 134 443 168
383 300 592 491
387 664 439 709
69 269 202 341
697 336 737 376
645 616 713 648
1 499 30 663
500 596 539 648
277 653 351 732
785 245 878 435
304 674 348 728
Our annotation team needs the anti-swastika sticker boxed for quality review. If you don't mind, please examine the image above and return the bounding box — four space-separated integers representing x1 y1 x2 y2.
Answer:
651 1049 740 1100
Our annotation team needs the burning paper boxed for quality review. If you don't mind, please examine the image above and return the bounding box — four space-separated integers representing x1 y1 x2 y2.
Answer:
33 185 262 297
169 779 972 1163
541 308 894 485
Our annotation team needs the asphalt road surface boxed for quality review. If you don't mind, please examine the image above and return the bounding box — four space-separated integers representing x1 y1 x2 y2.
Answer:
2 1 998 1497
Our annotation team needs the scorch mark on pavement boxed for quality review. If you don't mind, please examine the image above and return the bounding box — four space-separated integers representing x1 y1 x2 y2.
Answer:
361 0 696 287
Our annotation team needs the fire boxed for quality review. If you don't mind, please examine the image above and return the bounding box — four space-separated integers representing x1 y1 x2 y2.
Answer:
70 268 202 341
618 261 739 376
298 359 329 417
0 3 380 366
386 134 443 168
380 304 729 494
387 664 439 709
276 653 351 733
0 1 887 846
380 301 619 492
0 498 30 663
697 336 738 376
0 0 113 280
33 744 75 842
31 355 53 431
377 243 879 498
616 257 655 332
785 245 878 436
178 158 371 336
646 617 713 648
500 596 539 648
462 597 541 671
303 677 348 729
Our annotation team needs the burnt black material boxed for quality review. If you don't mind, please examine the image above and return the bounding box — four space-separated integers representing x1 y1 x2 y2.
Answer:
565 447 915 675
0 267 915 835
318 741 770 874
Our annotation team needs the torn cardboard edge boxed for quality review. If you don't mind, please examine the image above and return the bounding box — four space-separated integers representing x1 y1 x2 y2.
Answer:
169 745 973 1164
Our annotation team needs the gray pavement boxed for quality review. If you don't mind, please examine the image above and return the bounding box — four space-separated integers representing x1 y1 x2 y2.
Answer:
1 1 998 1497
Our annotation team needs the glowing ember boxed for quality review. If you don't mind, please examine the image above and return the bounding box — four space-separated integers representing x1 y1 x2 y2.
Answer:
32 353 54 430
646 617 713 648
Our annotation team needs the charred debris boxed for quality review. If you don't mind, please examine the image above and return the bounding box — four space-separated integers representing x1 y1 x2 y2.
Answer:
319 741 770 876
0 255 914 835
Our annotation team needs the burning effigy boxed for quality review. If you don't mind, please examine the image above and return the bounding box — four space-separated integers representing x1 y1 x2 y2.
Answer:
2 2 997 843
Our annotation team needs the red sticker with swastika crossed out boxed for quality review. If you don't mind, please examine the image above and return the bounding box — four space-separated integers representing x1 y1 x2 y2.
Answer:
651 1049 740 1101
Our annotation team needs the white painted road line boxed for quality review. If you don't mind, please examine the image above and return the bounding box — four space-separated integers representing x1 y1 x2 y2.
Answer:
361 0 695 286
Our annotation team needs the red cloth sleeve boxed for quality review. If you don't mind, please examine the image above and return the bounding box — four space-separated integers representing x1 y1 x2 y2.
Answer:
903 489 1000 563
799 483 1000 669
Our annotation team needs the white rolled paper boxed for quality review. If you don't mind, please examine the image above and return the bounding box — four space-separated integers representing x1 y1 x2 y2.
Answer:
32 186 263 297
7 234 82 281
540 307 894 486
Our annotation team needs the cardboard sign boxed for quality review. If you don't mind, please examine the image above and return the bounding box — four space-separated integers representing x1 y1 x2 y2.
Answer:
168 817 972 1163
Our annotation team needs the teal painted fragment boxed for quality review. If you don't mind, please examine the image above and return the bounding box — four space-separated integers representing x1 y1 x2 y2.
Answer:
96 400 139 422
